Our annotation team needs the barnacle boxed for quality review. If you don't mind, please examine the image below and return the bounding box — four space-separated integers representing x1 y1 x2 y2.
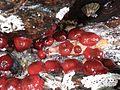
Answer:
81 3 100 17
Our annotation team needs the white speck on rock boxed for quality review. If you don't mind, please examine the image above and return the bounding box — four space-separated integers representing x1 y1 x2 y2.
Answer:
0 15 25 33
81 73 120 90
61 71 75 90
56 7 69 20
0 52 7 57
40 71 76 90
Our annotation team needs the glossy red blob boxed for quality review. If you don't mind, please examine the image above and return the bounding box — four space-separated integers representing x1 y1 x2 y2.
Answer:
0 54 13 71
101 59 117 70
45 29 54 37
53 30 67 42
74 45 82 53
83 59 108 75
0 36 8 49
34 40 43 50
37 50 46 59
68 28 84 40
1 78 20 90
45 24 57 36
28 61 44 75
79 32 100 46
83 47 103 60
59 41 73 56
20 75 44 90
14 36 32 52
43 36 54 46
0 77 7 89
62 59 83 73
45 60 62 72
